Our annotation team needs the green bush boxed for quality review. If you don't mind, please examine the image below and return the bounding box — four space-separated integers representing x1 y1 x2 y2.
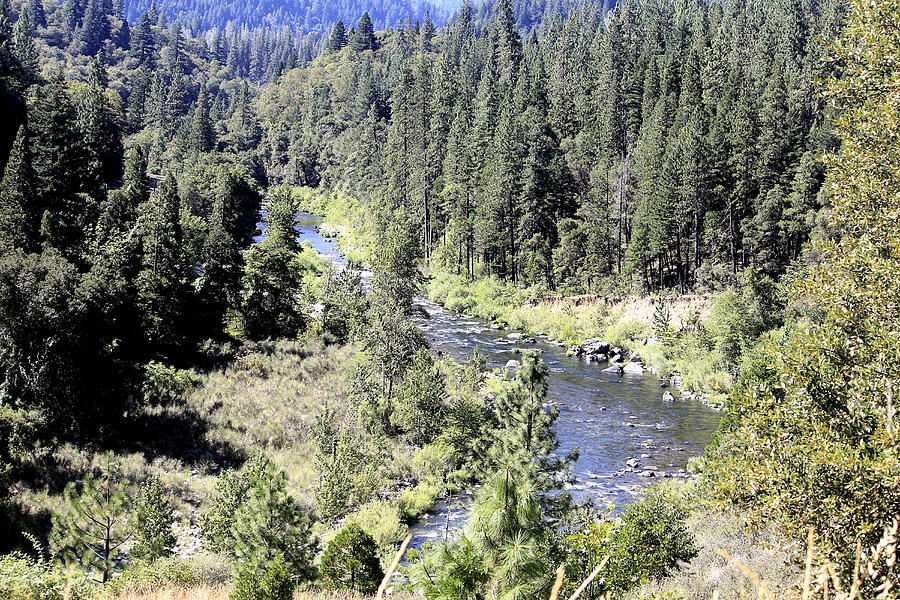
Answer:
0 553 96 600
568 490 697 595
345 500 408 548
320 523 384 593
141 361 198 404
231 553 294 600
444 287 475 313
397 480 442 521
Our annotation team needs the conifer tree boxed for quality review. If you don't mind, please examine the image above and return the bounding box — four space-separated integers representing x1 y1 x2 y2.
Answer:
29 72 96 258
0 126 35 252
132 11 154 65
136 174 186 348
191 80 214 153
78 0 110 56
326 20 347 54
51 457 134 583
197 178 241 334
11 7 38 84
27 0 45 29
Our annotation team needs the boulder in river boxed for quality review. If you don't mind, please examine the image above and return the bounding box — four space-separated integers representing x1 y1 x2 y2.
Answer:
623 361 645 375
569 338 612 358
626 458 640 468
603 363 624 375
662 391 676 402
505 359 521 370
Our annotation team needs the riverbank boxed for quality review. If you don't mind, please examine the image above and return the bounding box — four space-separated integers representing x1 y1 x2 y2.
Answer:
426 271 736 409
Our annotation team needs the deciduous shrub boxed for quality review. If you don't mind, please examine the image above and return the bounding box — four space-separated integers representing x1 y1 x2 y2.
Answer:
0 553 96 600
231 553 294 600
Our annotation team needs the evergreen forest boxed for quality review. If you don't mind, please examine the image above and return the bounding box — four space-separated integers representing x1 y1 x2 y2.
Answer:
0 0 898 597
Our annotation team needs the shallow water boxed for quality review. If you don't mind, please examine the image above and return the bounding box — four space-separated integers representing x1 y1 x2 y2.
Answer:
290 212 722 549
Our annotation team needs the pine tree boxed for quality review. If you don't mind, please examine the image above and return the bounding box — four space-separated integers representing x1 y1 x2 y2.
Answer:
420 11 435 52
136 173 186 349
0 126 36 252
12 6 38 84
132 10 154 65
349 12 375 52
78 52 122 188
197 178 241 334
231 462 315 579
114 16 129 49
325 20 347 54
29 72 96 258
27 0 45 29
78 0 110 56
50 458 134 583
165 60 188 133
190 80 214 153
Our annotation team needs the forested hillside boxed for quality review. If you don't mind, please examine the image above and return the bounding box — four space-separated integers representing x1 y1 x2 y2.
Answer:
121 0 453 36
258 0 845 295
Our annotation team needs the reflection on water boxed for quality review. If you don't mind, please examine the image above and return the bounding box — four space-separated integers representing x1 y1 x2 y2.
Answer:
289 212 722 550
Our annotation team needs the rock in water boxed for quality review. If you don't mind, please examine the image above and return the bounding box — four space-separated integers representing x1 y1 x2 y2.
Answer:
662 391 676 402
623 361 645 374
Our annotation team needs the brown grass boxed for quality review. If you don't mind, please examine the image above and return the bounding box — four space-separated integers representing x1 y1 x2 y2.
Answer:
716 521 898 600
107 589 415 600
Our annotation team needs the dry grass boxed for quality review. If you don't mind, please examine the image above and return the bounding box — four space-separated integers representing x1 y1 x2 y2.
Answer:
185 339 355 503
107 589 416 600
629 518 898 600
533 294 714 326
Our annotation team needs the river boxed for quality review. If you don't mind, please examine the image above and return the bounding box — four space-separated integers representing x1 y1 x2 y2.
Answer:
291 211 722 550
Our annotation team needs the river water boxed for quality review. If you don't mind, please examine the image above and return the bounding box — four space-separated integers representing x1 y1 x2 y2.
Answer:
291 212 722 550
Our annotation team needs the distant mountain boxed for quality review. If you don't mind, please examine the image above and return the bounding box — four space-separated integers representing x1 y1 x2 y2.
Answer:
122 0 460 34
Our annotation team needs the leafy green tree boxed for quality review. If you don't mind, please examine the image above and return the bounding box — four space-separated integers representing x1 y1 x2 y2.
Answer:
708 0 900 576
392 349 447 445
320 523 383 593
313 412 379 521
132 475 176 561
51 457 133 583
566 490 697 595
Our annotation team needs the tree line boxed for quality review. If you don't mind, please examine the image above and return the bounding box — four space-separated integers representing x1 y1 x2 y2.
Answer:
258 0 843 294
